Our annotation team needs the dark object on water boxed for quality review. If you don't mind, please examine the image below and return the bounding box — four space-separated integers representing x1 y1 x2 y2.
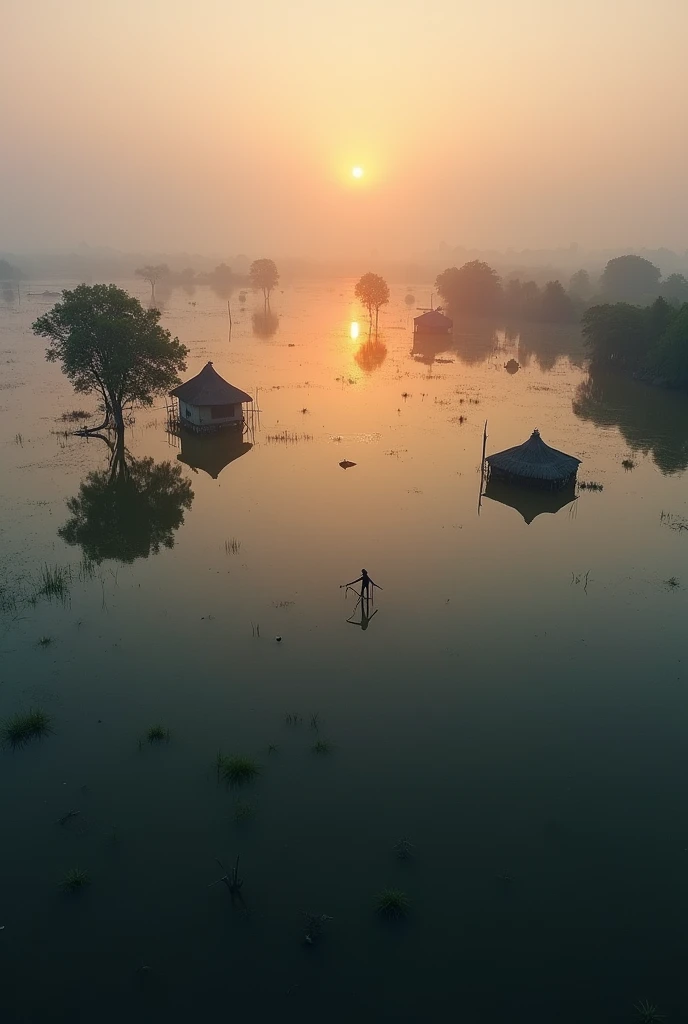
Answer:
413 309 453 335
275 636 282 642
484 478 577 524
504 359 520 374
339 460 356 469
485 429 580 489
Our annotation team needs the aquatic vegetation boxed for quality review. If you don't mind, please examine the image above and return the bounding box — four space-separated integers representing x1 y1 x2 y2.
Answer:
61 868 90 892
209 855 244 901
60 410 92 422
37 563 71 602
375 888 409 918
285 712 302 726
224 537 241 555
633 1000 665 1022
622 458 636 470
393 838 415 860
267 744 278 754
579 480 604 491
664 577 680 588
37 635 54 647
660 510 688 532
146 725 170 742
309 713 319 729
265 430 313 444
14 432 23 446
312 739 331 754
300 407 309 414
2 708 53 748
220 755 261 785
233 800 254 822
401 392 411 398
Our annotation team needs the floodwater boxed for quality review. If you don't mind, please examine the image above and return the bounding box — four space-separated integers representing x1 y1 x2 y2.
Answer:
1 280 688 1023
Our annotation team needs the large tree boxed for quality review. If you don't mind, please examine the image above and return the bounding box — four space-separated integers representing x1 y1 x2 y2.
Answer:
33 284 188 434
660 273 688 306
599 255 660 303
135 263 170 303
249 258 279 303
540 280 576 323
354 272 390 331
435 261 502 315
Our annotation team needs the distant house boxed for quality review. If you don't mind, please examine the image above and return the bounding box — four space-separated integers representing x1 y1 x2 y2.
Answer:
413 310 453 335
170 362 252 433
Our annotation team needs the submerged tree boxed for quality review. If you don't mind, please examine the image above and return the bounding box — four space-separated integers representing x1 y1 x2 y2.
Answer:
33 284 188 435
354 272 390 331
134 264 170 303
249 258 279 303
435 261 502 315
599 255 660 304
59 442 194 563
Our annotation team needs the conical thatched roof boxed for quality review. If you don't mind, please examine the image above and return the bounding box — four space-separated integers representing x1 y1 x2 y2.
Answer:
170 362 252 406
484 478 577 524
486 429 580 484
414 310 453 330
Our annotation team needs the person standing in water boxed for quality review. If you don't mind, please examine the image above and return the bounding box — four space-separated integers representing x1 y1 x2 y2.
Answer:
341 568 382 599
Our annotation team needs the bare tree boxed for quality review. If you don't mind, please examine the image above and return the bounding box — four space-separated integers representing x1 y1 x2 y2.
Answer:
135 264 170 303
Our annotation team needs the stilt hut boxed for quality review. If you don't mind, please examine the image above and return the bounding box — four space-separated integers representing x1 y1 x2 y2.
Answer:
169 362 252 434
485 429 580 490
413 310 453 335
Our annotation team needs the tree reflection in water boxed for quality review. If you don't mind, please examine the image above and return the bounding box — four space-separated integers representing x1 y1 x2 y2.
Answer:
354 336 387 372
59 438 194 562
252 309 279 339
572 370 688 474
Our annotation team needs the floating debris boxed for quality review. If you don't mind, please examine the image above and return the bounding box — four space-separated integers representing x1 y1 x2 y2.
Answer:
339 460 356 469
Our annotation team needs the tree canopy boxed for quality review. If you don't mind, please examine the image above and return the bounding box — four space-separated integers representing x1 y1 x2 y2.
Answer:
354 272 390 329
33 284 188 432
135 264 170 302
435 261 501 315
600 255 661 303
0 258 22 281
249 259 279 302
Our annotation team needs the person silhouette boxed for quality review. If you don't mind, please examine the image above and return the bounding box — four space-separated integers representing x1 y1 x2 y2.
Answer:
340 568 382 600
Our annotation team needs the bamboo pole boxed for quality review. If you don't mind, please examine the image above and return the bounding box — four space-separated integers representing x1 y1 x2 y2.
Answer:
478 419 488 515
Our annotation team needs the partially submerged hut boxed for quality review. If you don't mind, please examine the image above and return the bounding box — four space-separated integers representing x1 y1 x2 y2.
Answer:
170 362 252 433
485 429 580 489
413 310 453 335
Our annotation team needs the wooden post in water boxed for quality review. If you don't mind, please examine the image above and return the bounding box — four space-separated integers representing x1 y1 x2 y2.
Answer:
478 419 488 515
227 300 233 341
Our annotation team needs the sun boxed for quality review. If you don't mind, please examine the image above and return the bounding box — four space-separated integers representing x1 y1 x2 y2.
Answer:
352 166 364 179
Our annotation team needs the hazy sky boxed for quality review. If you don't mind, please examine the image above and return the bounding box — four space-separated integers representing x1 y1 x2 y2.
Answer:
2 0 687 257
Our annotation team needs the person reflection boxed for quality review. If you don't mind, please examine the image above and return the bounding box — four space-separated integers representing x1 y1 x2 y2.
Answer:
341 569 382 630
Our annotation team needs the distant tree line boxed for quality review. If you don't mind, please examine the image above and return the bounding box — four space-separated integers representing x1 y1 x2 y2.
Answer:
582 297 688 389
434 255 688 325
133 259 278 304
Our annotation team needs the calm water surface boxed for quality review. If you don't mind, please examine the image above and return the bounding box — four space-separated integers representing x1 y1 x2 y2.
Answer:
1 281 688 1022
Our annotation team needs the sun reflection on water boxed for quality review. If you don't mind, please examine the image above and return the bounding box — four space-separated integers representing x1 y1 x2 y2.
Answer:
350 321 360 341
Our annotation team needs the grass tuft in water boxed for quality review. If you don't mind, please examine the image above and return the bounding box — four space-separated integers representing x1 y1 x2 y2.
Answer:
2 708 53 748
393 838 415 860
61 868 90 892
622 458 636 470
579 480 604 491
220 755 261 785
375 888 409 918
224 538 241 555
268 744 278 754
664 577 680 588
37 563 71 603
146 725 170 743
37 636 54 647
633 1000 665 1023
312 739 331 754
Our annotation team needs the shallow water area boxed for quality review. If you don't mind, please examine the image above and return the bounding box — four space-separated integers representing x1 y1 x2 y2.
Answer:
1 280 688 1022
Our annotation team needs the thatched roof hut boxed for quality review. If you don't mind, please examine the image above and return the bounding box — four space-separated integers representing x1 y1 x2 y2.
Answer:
486 429 580 489
170 362 252 433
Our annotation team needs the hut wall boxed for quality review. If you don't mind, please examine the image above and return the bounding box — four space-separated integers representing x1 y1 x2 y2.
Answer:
177 400 242 429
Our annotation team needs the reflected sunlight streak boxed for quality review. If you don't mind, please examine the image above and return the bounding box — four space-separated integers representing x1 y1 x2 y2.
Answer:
350 321 360 341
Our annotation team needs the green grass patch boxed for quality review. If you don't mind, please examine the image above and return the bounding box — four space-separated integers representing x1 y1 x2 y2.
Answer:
61 868 90 892
375 888 410 918
2 708 53 748
219 755 261 786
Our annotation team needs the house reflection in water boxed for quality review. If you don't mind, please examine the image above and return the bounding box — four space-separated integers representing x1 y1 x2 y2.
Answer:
483 478 577 524
176 430 253 480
